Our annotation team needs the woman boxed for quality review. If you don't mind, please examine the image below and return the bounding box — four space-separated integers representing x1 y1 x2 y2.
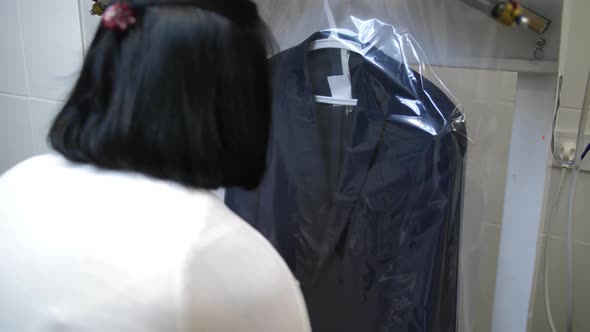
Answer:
0 1 310 331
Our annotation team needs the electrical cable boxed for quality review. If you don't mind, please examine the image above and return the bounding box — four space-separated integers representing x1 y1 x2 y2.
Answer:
581 143 590 160
565 70 590 332
542 167 568 332
545 66 589 332
566 167 578 332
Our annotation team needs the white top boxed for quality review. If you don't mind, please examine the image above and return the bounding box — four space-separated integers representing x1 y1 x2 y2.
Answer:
0 154 311 332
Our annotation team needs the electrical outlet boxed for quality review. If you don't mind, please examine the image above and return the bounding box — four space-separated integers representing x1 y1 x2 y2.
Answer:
552 131 590 172
558 140 577 162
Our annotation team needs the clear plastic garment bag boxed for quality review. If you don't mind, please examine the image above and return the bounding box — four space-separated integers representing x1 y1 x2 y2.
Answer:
227 0 563 331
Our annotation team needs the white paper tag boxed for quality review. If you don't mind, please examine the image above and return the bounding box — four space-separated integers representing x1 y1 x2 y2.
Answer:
327 75 353 99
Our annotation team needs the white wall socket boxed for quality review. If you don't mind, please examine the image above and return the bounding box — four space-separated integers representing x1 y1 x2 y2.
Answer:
551 131 590 172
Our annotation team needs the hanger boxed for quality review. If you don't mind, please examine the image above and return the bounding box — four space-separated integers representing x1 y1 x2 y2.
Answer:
308 1 361 108
308 36 362 108
308 35 362 54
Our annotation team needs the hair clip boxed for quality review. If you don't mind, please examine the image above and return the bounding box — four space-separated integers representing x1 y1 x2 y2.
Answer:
102 2 137 32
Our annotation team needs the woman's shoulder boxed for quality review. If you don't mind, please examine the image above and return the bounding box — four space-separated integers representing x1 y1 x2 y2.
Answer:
182 203 311 332
0 154 64 182
0 154 295 285
0 154 67 205
190 196 296 289
0 155 239 241
0 156 310 331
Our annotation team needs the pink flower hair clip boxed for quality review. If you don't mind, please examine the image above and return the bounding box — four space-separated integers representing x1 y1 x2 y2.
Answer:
102 2 137 32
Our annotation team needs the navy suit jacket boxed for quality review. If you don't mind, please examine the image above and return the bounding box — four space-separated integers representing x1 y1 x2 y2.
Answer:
226 31 467 332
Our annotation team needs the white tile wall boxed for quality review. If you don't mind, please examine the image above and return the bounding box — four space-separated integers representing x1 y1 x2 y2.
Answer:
0 0 28 96
555 107 590 134
0 0 84 175
461 100 515 226
30 99 62 154
0 95 35 173
542 168 590 242
434 66 517 332
434 67 517 103
559 0 590 110
79 0 102 51
18 0 83 101
459 223 502 332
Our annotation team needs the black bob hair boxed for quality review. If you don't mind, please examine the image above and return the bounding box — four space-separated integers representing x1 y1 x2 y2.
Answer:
49 0 273 190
